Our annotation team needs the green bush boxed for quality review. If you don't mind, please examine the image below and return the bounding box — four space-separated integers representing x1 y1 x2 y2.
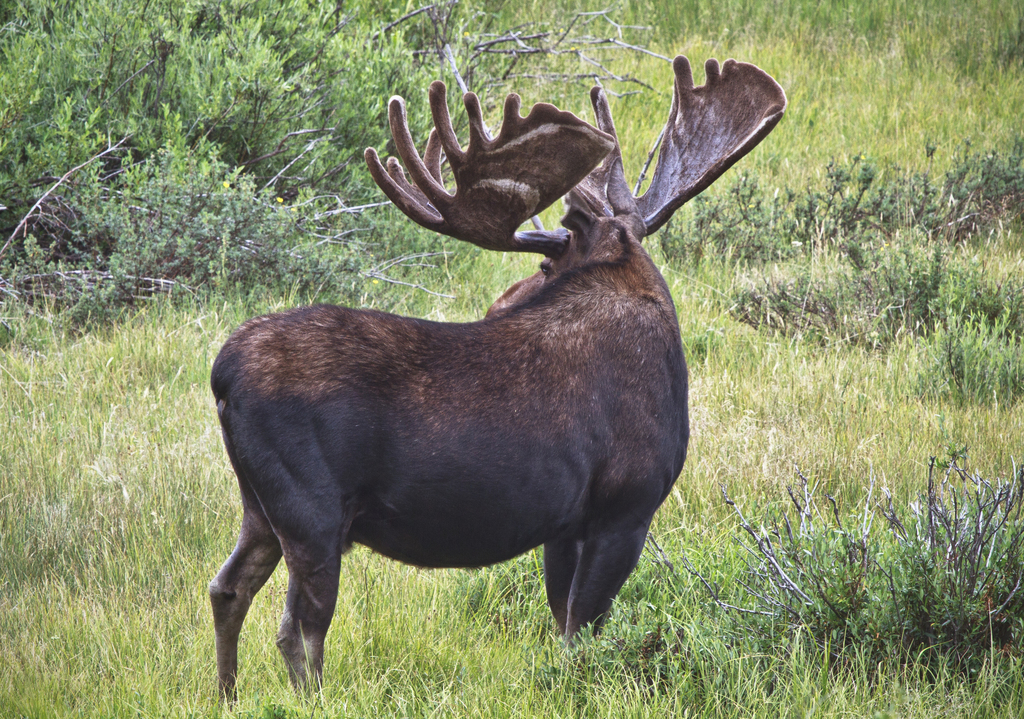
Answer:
731 241 1024 349
665 139 1024 349
546 452 1024 686
0 0 441 317
731 242 943 346
0 0 433 206
662 139 1024 268
660 173 803 263
917 313 1024 405
708 454 1024 677
0 0 668 316
1 142 369 322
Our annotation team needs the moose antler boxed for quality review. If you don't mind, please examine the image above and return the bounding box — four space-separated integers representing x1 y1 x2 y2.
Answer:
555 55 785 240
636 56 787 234
365 81 615 257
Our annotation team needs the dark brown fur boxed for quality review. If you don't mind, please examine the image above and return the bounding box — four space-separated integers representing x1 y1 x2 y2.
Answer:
209 210 688 696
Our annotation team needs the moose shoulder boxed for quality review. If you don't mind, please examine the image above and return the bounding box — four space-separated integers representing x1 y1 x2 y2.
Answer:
209 56 786 698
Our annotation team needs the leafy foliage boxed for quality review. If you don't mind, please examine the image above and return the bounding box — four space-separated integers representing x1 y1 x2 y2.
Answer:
663 139 1024 266
732 243 1024 349
0 0 443 317
0 0 432 203
540 452 1024 688
686 141 1024 357
709 453 1024 678
1 144 371 322
0 0 668 317
917 313 1024 405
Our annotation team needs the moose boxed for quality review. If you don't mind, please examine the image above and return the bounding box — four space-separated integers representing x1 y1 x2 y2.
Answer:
208 55 785 697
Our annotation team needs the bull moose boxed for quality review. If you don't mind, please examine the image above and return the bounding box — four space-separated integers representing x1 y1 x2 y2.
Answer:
208 55 786 697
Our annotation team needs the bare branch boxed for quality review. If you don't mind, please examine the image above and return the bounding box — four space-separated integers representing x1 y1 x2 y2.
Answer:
607 38 671 61
372 4 435 43
361 252 455 299
443 43 472 98
679 550 774 616
633 126 664 196
643 531 676 574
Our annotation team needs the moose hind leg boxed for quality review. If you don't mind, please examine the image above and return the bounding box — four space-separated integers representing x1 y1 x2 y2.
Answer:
275 539 343 692
563 525 648 640
543 538 582 636
210 508 283 699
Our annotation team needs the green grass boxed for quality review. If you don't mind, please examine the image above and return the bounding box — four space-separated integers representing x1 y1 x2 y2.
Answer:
3 0 1024 716
2 282 1022 715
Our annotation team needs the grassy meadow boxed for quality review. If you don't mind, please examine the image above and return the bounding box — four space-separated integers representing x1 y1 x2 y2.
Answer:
2 0 1024 716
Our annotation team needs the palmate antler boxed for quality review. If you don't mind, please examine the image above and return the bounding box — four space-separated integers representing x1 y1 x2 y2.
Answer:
636 56 787 234
364 82 615 257
571 55 787 236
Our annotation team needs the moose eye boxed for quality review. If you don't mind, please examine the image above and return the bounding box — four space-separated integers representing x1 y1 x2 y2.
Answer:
540 261 551 277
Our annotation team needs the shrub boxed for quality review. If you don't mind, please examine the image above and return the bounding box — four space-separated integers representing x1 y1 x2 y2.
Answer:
703 453 1024 677
660 173 803 263
731 241 944 346
662 139 1024 350
1 144 368 321
917 313 1024 405
0 1 665 315
662 139 1024 268
0 0 435 317
0 0 434 208
732 243 1024 349
546 454 1022 686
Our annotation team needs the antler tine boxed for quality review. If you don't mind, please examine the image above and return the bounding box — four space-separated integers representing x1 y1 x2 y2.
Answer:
427 82 465 173
637 55 787 235
562 87 644 238
387 94 452 211
462 92 492 155
423 130 444 184
364 148 444 231
588 87 641 224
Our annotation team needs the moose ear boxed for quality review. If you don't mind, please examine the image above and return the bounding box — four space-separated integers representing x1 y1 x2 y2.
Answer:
560 194 598 236
636 56 787 234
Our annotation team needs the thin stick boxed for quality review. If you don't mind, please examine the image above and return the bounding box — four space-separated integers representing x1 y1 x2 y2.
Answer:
372 5 434 42
362 252 456 299
104 59 156 105
443 44 472 99
608 38 671 61
633 126 664 196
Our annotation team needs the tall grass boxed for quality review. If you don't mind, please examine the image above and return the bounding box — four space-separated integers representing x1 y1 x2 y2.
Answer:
2 292 1022 714
3 0 1024 716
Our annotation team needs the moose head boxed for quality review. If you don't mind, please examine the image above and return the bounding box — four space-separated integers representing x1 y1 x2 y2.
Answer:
209 55 785 698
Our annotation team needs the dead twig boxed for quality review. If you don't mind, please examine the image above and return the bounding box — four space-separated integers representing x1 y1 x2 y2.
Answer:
361 252 455 299
372 4 435 43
